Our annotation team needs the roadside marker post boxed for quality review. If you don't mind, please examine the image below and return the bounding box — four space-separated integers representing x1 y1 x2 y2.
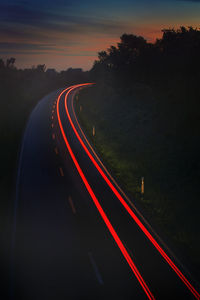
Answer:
141 177 144 195
93 125 95 137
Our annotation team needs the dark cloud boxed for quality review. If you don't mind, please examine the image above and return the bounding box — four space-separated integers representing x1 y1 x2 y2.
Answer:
0 42 56 51
0 1 127 37
0 4 42 23
0 41 98 57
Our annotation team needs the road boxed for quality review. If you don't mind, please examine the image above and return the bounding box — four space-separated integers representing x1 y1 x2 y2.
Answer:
12 84 200 299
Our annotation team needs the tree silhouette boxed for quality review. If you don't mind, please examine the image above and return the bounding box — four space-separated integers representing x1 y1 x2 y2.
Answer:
0 59 5 69
6 57 16 68
36 64 46 73
91 26 200 90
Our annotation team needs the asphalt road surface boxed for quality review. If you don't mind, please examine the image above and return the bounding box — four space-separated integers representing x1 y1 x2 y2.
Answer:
12 84 200 299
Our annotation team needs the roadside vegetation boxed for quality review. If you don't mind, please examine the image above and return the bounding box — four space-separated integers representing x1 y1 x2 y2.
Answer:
76 27 200 279
0 60 89 295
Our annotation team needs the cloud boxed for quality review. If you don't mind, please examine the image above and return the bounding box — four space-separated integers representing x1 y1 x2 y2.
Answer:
0 0 132 67
0 1 130 45
0 3 47 25
0 42 56 51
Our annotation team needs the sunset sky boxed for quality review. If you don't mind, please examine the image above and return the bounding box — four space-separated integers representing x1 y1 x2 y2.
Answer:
0 0 199 71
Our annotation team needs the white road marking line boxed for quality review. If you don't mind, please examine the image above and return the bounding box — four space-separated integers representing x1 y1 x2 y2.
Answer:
68 196 76 214
59 167 64 177
88 252 104 285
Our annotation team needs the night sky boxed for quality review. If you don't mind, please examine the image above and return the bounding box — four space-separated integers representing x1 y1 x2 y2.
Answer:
0 0 199 70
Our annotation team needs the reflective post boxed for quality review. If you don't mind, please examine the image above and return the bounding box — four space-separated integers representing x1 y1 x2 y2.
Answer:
92 125 95 136
141 177 144 195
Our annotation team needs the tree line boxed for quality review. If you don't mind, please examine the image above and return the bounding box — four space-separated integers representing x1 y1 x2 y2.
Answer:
91 26 200 98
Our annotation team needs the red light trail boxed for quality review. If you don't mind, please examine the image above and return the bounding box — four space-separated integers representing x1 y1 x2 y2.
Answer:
56 85 155 300
64 84 200 299
56 83 200 299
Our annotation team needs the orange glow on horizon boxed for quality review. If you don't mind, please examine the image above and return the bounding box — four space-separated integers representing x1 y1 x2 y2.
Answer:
2 21 199 71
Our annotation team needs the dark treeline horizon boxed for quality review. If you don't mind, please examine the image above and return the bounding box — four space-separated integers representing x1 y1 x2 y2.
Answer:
91 26 200 92
2 25 199 104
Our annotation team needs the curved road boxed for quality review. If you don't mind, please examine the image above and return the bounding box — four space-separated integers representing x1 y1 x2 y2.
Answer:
13 84 200 299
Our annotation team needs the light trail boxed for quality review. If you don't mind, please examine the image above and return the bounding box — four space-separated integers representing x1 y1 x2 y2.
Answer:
71 90 178 262
64 84 200 300
57 85 155 300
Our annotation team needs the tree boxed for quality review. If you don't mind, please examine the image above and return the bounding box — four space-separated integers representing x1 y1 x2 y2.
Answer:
36 64 46 73
6 57 16 68
0 59 5 69
118 34 147 52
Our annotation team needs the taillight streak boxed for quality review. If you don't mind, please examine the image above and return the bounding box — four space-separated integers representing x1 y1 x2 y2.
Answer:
57 86 155 300
64 84 200 299
71 91 179 270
